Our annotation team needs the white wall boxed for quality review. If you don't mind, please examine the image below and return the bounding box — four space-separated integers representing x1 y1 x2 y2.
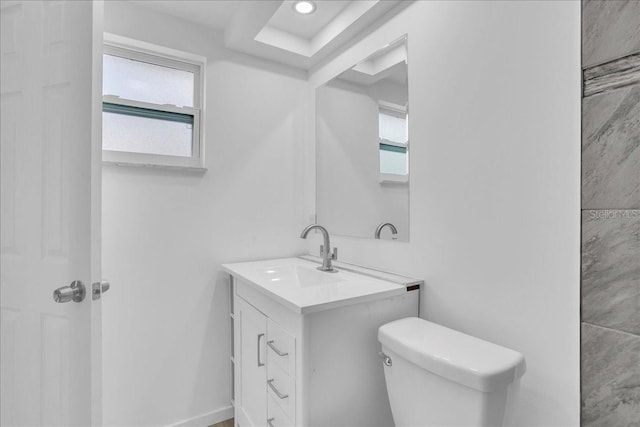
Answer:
101 2 307 425
316 81 409 240
308 1 581 426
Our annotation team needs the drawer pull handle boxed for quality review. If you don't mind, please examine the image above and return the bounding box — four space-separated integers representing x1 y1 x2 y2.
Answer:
267 418 275 427
267 340 289 357
257 333 265 367
267 379 289 399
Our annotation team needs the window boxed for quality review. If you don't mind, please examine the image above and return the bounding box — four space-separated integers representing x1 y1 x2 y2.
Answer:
102 34 206 170
378 102 408 181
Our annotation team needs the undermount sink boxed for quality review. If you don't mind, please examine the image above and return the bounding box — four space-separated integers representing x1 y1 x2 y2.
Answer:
222 257 421 314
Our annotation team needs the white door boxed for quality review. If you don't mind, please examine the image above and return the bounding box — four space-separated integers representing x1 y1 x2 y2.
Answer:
1 1 103 425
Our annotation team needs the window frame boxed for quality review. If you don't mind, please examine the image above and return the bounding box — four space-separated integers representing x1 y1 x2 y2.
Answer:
378 101 409 183
102 33 207 171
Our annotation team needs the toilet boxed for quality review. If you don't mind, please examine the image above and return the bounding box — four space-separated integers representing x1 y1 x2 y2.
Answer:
378 317 526 427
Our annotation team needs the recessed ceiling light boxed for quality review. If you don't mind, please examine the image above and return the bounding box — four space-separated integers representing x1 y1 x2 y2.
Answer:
293 1 316 15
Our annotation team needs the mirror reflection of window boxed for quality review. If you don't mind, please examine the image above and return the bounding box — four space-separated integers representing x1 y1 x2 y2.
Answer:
379 103 408 176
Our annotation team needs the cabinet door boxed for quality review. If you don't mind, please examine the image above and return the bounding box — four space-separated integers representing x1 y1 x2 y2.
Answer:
237 298 267 426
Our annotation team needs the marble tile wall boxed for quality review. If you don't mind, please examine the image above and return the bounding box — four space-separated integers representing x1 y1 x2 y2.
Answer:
582 1 640 425
583 53 640 97
581 324 640 426
582 210 640 335
582 85 640 209
582 0 640 68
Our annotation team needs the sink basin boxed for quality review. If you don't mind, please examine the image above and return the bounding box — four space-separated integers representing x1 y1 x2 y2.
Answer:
262 263 345 287
222 257 413 314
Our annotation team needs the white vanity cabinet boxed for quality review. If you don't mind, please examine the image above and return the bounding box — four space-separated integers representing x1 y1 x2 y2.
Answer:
235 294 298 427
225 257 421 427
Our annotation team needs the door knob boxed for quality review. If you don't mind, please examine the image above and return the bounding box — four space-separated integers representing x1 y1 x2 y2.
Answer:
53 280 86 303
92 281 110 300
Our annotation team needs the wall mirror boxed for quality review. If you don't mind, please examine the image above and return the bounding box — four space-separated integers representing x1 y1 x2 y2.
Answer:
316 36 409 241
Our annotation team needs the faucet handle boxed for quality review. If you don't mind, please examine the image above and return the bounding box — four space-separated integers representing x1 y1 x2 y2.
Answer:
319 245 338 260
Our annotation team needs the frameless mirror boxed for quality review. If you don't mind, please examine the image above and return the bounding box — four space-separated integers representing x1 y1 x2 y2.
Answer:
316 36 409 241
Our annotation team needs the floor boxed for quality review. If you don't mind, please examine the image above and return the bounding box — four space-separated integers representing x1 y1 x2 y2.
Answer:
210 419 234 427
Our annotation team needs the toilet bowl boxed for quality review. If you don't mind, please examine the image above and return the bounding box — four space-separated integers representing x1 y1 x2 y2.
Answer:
378 317 526 427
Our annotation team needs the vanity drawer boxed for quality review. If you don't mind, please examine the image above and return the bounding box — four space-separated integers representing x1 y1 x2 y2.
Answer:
267 394 294 427
267 319 295 377
267 361 295 422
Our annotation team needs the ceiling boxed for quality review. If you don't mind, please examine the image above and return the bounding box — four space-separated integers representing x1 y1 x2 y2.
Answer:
338 37 407 87
269 1 352 40
129 0 243 31
129 0 411 70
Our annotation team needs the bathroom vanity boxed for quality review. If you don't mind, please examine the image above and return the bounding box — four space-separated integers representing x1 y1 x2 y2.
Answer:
223 256 421 427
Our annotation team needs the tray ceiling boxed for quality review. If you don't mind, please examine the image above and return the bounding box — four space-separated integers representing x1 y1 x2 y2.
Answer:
129 0 410 70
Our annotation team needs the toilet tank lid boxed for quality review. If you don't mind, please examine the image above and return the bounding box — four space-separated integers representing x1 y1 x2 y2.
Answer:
378 317 526 393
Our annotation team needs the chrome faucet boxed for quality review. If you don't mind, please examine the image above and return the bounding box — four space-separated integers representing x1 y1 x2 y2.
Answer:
300 224 338 272
375 222 398 239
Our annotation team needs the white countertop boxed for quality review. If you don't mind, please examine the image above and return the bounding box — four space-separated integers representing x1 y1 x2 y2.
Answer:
222 257 420 314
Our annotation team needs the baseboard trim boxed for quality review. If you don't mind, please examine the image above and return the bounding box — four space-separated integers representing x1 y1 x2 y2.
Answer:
167 406 234 427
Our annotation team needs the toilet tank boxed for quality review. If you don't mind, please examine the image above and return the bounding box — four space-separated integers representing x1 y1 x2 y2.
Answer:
378 317 526 427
